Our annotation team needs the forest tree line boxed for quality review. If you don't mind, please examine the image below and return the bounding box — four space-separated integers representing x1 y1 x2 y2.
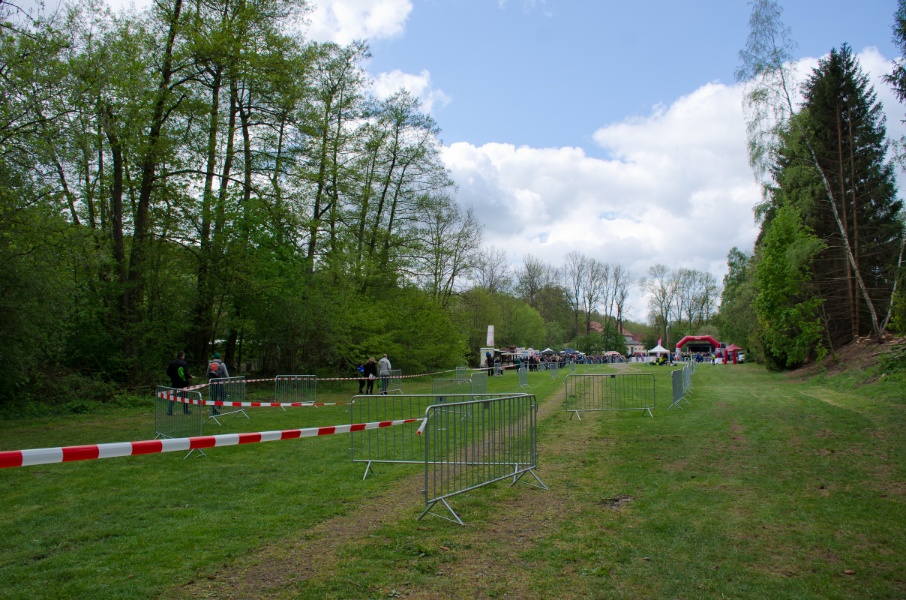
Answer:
0 0 714 406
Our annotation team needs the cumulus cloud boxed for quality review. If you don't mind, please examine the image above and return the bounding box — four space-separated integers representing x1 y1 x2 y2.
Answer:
444 83 760 319
305 0 412 45
444 48 904 321
370 69 451 114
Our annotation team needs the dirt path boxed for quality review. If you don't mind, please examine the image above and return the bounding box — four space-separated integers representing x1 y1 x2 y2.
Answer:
171 383 606 599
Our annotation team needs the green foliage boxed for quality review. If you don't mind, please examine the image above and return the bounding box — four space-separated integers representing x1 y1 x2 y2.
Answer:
717 247 763 362
755 206 827 368
600 320 628 355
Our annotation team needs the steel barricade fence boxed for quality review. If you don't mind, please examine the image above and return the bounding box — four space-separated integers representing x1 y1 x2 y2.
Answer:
549 363 559 379
469 371 488 394
420 393 547 525
455 366 469 382
154 386 206 457
349 394 458 477
518 367 530 388
208 376 249 425
431 378 470 400
669 369 688 410
569 360 576 373
683 365 692 393
564 374 656 419
275 375 317 408
387 369 403 394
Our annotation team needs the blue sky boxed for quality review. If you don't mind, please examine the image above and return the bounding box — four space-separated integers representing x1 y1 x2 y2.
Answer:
93 0 906 320
363 1 900 151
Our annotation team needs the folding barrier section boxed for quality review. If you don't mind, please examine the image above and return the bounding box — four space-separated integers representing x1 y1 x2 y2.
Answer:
669 369 688 410
208 376 249 424
387 369 403 394
564 373 656 419
518 367 530 388
431 378 471 400
469 371 488 394
349 394 440 477
275 375 317 406
420 393 546 525
154 386 206 458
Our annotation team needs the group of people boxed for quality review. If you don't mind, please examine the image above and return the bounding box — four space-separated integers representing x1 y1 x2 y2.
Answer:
165 350 395 418
165 350 229 416
356 354 392 395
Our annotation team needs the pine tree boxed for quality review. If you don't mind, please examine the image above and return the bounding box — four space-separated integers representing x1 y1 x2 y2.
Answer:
773 45 903 348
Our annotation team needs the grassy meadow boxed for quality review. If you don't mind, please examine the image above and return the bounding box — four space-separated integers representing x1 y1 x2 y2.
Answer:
0 363 903 599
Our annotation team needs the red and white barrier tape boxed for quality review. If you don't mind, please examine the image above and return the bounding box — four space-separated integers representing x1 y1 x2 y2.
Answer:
183 370 457 390
157 391 345 408
0 418 422 469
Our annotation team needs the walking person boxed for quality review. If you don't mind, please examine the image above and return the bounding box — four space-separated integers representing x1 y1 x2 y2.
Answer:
165 350 192 415
378 354 392 395
207 352 229 415
356 361 366 394
364 357 378 394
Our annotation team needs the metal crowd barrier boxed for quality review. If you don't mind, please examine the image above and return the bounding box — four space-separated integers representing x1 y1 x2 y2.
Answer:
469 371 488 394
349 394 446 475
208 375 249 425
154 386 206 457
348 393 547 525
518 367 530 388
549 363 559 378
275 375 317 409
385 369 403 394
431 378 471 400
564 373 656 419
455 366 469 381
683 364 693 393
669 369 689 410
420 393 547 525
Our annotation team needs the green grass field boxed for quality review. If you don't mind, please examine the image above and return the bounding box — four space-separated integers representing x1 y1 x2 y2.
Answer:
0 364 903 599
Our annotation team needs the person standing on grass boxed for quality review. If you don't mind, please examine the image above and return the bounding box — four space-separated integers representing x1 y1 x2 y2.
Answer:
207 352 229 414
356 361 366 394
165 350 192 415
378 354 391 395
364 357 378 394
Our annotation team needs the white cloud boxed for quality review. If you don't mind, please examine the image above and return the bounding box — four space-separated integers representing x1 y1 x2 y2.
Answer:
305 0 412 45
444 48 906 322
370 69 451 114
444 82 760 320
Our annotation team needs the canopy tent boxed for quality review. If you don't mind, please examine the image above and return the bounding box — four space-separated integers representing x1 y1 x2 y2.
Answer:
540 348 556 355
648 344 669 354
561 348 581 355
725 343 742 352
603 350 623 357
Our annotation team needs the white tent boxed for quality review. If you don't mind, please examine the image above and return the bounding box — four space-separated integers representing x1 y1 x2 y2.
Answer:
648 344 669 354
540 348 556 355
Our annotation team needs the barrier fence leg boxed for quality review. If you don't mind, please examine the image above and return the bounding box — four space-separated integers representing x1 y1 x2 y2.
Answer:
419 498 465 526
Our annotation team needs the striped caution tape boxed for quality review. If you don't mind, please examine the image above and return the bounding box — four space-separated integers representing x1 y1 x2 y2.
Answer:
183 370 457 391
0 418 422 469
157 390 345 408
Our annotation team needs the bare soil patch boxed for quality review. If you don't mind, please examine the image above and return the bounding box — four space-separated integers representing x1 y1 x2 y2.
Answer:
789 335 905 381
171 385 592 600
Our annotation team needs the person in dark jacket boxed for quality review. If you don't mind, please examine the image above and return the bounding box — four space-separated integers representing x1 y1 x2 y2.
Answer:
165 350 192 415
363 357 378 394
357 361 366 394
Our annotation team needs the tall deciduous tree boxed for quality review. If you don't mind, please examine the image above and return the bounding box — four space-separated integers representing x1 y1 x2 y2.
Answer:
755 205 826 368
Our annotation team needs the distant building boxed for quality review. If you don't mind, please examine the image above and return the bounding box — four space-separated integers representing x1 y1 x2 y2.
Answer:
621 327 645 355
